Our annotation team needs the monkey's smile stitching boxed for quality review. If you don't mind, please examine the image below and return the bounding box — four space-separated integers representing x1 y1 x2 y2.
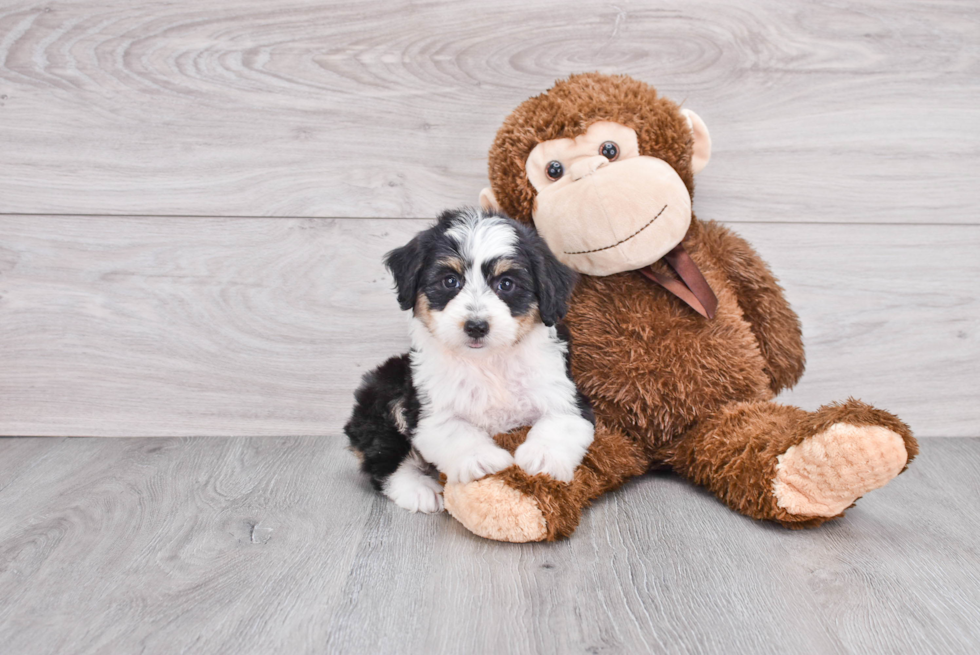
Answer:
564 204 668 255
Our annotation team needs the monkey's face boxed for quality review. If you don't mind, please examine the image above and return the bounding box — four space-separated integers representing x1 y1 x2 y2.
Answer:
523 120 703 277
482 74 713 277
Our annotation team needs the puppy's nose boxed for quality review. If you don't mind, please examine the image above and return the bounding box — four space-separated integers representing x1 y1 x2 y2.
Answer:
464 319 490 339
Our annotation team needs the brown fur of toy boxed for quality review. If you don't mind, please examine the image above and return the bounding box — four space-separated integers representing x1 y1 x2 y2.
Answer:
488 73 697 223
469 425 648 541
447 73 917 541
658 398 916 527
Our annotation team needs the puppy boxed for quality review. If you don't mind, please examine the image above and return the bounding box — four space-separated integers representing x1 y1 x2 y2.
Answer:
345 208 595 513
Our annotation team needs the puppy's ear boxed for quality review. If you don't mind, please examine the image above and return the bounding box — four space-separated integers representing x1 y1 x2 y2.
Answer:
384 236 425 311
530 233 578 327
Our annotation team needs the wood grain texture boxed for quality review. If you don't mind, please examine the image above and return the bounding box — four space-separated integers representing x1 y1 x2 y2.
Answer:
1 216 976 437
1 2 975 650
0 0 977 222
0 435 978 654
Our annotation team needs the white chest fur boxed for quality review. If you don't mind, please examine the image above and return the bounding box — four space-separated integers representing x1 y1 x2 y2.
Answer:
409 320 580 435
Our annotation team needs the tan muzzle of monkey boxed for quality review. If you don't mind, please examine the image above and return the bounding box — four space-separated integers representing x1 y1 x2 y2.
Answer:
532 156 693 277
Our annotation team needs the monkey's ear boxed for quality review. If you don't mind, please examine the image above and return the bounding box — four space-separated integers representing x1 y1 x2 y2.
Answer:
530 234 578 327
479 187 501 212
384 236 425 311
682 109 711 174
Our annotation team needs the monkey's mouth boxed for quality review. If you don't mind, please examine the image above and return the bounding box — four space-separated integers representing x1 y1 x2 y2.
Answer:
563 205 668 255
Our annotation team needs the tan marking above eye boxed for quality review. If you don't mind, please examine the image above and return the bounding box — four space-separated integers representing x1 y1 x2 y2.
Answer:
493 259 515 277
436 257 465 274
525 122 640 192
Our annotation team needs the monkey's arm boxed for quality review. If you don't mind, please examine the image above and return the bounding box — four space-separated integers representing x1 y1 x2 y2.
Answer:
696 220 806 394
444 423 648 542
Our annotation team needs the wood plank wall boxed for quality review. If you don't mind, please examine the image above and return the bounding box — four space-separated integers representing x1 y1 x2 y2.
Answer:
1 0 977 437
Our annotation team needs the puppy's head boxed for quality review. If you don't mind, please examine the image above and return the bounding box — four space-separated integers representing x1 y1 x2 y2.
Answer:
384 207 577 354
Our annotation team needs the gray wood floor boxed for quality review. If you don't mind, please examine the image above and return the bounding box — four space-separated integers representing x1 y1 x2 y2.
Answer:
1 0 978 652
1 435 978 655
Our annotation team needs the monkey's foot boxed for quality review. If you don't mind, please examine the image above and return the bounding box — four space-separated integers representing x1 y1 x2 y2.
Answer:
444 477 547 543
773 423 909 517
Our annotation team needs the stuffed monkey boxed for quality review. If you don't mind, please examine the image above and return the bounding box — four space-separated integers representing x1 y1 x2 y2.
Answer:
442 73 917 542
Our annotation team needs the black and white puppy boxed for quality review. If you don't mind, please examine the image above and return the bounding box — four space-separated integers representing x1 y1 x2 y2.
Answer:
344 208 595 513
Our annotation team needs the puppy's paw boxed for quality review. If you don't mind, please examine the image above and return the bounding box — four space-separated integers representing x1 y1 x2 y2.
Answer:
515 440 577 482
384 471 445 514
447 446 515 484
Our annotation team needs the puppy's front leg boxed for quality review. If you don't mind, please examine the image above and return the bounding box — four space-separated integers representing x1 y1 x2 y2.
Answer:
515 414 595 482
413 416 515 484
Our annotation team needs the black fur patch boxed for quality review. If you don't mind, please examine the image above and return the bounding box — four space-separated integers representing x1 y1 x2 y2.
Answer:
420 255 465 311
384 209 472 313
511 221 578 326
344 354 420 490
556 323 595 425
481 257 538 318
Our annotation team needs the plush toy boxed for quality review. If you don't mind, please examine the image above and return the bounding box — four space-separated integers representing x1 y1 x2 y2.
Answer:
441 73 917 542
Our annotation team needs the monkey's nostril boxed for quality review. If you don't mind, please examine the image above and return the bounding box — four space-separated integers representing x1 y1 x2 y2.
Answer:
463 319 490 339
570 155 609 181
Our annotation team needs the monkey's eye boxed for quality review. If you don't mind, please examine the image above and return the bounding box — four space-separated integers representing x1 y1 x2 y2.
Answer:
443 274 460 289
600 141 619 160
496 277 515 293
546 161 564 181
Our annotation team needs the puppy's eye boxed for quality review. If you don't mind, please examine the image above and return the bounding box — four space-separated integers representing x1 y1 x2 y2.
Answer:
546 161 564 181
443 275 460 289
600 141 619 161
496 277 515 293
